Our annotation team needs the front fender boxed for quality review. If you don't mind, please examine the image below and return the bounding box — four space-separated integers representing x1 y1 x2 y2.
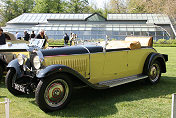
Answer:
143 52 167 74
7 59 23 78
37 65 108 89
37 64 84 78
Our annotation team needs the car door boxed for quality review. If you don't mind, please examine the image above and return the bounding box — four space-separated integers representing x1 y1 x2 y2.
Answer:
89 52 106 84
103 50 128 81
89 50 128 84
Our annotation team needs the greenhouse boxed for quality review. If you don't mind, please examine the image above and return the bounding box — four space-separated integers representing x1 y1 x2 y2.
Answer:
3 13 176 41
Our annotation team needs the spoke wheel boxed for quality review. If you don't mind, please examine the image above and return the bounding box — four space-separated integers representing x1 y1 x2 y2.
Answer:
147 61 161 84
35 74 72 112
44 79 69 108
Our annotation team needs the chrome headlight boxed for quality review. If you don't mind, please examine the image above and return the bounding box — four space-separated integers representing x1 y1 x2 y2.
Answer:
33 55 41 69
17 54 27 65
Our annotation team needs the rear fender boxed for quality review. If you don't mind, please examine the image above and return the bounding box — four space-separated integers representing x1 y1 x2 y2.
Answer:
143 52 167 74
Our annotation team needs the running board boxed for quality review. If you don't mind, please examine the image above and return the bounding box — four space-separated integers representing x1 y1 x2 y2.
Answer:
98 74 148 88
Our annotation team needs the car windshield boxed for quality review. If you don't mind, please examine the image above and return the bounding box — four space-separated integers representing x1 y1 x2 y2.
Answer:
29 38 45 48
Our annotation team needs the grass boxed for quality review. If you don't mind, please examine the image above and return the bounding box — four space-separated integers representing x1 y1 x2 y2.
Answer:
0 47 175 118
154 44 176 47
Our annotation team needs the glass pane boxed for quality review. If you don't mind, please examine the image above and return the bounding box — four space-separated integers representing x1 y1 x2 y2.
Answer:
148 32 155 36
156 31 163 36
134 31 140 36
127 31 134 36
119 31 126 35
141 31 148 36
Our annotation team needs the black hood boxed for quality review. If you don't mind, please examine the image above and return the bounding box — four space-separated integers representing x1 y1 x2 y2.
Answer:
41 45 103 57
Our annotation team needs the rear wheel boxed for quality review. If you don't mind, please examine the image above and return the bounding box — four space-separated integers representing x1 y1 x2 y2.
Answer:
35 74 72 112
146 60 161 84
5 69 24 95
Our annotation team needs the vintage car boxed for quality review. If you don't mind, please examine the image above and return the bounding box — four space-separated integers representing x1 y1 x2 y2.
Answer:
0 38 46 79
5 37 168 112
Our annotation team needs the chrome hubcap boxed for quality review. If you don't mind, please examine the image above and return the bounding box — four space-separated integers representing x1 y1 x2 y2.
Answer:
149 63 160 82
44 79 69 107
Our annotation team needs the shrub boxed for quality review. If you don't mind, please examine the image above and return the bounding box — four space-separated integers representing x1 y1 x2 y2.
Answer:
156 39 167 44
166 39 176 44
48 39 64 45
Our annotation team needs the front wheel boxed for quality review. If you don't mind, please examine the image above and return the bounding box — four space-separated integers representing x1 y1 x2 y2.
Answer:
35 74 72 112
146 60 161 84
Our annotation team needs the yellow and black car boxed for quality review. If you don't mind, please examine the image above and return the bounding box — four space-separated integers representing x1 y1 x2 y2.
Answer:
5 37 168 112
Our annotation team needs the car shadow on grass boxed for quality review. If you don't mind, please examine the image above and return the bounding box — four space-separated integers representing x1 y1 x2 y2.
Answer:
2 76 176 117
28 76 176 117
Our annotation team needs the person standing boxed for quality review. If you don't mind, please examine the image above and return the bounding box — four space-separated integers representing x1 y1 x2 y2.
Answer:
30 31 36 39
16 32 21 40
70 33 74 46
0 28 6 45
64 33 69 46
23 31 30 41
36 29 45 39
36 29 47 48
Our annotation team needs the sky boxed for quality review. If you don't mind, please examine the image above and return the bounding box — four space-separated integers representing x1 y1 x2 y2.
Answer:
88 0 110 9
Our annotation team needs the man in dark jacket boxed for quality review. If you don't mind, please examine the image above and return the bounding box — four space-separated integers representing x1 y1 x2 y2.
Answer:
64 33 69 46
30 31 36 39
23 31 30 41
0 28 6 45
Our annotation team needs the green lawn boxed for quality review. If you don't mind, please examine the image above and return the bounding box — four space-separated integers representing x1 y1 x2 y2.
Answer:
0 47 175 118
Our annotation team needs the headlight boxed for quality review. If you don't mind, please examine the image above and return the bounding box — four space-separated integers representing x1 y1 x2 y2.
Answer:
17 54 26 65
33 55 41 69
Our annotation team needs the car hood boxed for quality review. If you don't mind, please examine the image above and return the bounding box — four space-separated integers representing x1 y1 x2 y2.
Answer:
40 45 104 57
0 43 29 52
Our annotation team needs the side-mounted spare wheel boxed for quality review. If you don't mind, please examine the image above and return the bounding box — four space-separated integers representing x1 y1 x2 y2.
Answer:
146 60 161 84
5 68 25 95
35 73 73 112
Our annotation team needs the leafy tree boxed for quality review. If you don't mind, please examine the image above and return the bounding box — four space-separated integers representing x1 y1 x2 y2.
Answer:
108 0 127 13
67 0 90 13
0 0 34 23
126 0 147 13
126 0 176 16
32 0 67 13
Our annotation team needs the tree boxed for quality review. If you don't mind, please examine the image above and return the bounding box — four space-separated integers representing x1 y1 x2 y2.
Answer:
0 0 34 23
108 0 127 13
126 0 147 13
32 0 67 13
67 0 90 13
126 0 176 16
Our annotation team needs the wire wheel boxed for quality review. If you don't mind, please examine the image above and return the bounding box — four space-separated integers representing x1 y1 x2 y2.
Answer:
147 60 161 84
35 74 72 112
44 79 69 108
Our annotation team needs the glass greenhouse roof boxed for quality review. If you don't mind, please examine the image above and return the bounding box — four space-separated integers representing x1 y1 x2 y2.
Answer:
32 24 164 32
7 13 171 25
7 13 91 24
107 14 171 24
